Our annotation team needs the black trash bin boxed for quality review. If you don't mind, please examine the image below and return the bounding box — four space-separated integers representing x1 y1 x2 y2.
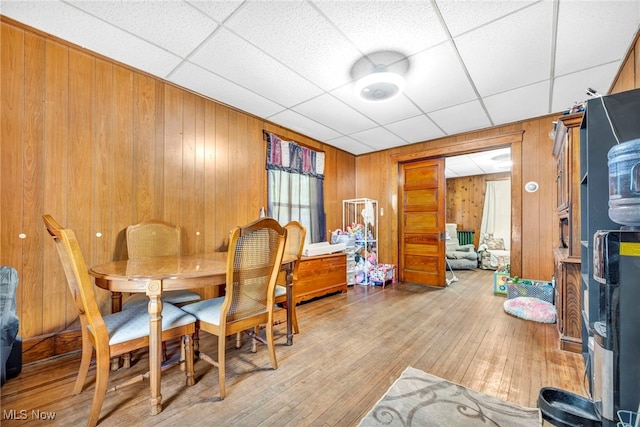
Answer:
538 387 601 427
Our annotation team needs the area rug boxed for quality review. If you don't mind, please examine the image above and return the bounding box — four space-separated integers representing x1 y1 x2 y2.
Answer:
503 297 557 324
358 367 541 426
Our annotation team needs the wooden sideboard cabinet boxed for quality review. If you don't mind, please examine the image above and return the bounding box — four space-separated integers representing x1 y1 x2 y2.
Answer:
552 113 583 353
554 250 582 352
295 252 347 303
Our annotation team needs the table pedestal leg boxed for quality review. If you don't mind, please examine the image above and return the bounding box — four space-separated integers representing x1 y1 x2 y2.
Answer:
147 279 163 415
286 267 293 346
109 289 124 371
110 290 122 313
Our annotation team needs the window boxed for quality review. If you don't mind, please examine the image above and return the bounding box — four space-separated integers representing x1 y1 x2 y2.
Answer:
264 131 326 243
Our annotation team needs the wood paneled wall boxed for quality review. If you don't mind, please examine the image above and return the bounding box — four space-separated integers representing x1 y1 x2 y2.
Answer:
355 119 558 282
352 27 640 283
0 19 355 362
446 172 510 248
611 30 640 94
2 17 638 363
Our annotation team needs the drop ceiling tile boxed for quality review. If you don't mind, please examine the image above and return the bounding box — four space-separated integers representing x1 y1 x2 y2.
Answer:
446 162 485 178
437 0 538 37
555 1 640 76
472 147 511 171
330 84 422 125
552 62 621 112
429 100 492 135
67 0 218 57
4 0 639 157
224 1 361 90
267 109 342 142
347 126 408 151
186 0 244 23
313 0 448 56
189 28 323 107
385 115 445 144
405 41 477 113
455 1 554 97
325 135 374 155
2 1 183 77
445 147 511 178
484 81 550 126
169 62 284 119
445 153 472 166
445 168 462 178
292 94 377 135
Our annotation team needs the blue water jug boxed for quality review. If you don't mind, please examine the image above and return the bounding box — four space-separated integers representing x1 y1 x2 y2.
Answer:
608 138 640 226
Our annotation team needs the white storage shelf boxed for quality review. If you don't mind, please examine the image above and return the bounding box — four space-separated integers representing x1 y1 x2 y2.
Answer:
342 198 378 285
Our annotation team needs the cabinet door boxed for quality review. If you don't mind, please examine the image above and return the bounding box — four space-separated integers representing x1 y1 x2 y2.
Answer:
561 262 582 352
554 259 564 335
556 138 569 212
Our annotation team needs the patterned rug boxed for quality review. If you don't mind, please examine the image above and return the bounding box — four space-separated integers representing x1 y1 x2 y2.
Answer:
359 367 541 426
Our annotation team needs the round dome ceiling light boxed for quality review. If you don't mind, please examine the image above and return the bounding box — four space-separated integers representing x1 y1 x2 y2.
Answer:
354 70 405 102
491 153 512 171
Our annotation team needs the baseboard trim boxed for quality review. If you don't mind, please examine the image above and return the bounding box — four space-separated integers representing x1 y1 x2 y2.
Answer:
22 328 82 364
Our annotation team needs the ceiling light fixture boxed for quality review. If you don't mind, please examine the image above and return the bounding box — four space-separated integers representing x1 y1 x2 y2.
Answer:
354 67 405 102
491 153 512 171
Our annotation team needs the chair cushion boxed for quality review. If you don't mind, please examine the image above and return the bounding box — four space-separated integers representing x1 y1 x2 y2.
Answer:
122 290 202 309
483 235 505 250
93 303 196 346
181 297 224 326
446 250 478 261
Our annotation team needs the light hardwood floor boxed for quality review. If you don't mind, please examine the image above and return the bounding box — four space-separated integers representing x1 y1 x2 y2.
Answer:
1 269 586 426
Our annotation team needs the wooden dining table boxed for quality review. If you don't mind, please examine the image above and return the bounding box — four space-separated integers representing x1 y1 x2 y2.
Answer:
89 251 296 416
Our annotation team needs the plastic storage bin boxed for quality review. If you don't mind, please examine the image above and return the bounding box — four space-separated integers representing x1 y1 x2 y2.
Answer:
507 279 554 303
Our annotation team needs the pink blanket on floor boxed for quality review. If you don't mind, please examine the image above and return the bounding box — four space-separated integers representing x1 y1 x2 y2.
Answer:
503 297 556 323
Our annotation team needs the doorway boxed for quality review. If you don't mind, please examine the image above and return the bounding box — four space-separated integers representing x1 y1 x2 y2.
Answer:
391 131 524 284
445 148 512 252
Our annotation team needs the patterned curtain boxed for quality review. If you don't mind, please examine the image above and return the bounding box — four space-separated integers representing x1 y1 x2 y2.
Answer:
264 131 326 243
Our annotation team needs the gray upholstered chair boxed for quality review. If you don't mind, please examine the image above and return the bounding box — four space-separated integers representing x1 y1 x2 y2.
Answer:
445 223 478 270
1 266 20 386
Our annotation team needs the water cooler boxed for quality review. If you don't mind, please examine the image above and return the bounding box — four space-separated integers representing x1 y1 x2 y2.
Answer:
539 89 640 426
592 230 640 423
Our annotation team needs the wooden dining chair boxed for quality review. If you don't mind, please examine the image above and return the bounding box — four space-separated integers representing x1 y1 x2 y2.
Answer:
123 219 201 308
42 214 196 427
181 217 286 400
274 221 306 334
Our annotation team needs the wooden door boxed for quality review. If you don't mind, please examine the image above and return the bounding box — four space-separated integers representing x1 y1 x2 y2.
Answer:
400 158 446 287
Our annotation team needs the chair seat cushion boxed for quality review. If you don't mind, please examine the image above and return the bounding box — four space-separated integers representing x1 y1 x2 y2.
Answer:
122 290 202 309
94 303 196 345
181 297 224 326
446 250 478 261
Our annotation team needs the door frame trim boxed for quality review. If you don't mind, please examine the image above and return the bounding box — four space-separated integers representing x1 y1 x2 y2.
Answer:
391 131 525 280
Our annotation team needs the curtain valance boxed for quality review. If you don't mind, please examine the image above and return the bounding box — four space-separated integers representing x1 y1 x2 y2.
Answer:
264 131 324 179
